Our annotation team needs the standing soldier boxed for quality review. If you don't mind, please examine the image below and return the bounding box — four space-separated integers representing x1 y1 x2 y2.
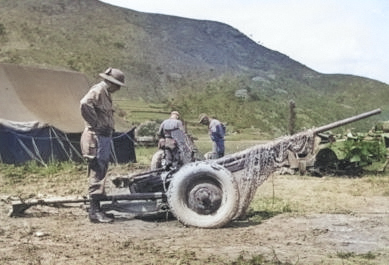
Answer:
199 113 225 159
80 67 125 223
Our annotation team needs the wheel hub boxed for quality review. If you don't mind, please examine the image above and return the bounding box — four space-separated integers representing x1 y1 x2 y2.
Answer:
187 183 222 215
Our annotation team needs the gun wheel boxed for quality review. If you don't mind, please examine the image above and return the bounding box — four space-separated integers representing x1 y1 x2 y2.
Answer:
167 161 239 228
150 150 164 170
314 148 339 175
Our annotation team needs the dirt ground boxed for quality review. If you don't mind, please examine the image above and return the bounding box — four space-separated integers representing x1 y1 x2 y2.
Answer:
1 171 389 265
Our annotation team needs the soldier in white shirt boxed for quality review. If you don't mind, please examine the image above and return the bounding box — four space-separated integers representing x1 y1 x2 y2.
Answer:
199 113 225 159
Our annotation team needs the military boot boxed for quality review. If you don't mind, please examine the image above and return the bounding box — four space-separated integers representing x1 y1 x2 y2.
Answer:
88 199 114 223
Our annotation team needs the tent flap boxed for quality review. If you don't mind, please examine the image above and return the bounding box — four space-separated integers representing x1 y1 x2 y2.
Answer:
0 124 136 165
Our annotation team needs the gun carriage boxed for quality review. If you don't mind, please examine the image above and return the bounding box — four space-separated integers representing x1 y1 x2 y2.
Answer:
10 109 381 228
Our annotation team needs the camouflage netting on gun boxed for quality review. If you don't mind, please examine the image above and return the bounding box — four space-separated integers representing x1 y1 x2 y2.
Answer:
223 130 316 218
171 130 196 165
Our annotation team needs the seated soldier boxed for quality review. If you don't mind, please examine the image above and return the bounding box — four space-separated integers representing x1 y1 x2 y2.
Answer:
157 111 185 169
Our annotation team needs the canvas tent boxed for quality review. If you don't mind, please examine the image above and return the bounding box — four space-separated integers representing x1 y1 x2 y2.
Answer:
0 63 136 165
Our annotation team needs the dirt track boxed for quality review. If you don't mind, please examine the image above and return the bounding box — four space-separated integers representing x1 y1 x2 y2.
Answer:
1 172 389 265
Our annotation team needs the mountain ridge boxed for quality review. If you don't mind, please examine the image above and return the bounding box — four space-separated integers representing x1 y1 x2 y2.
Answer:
0 0 388 134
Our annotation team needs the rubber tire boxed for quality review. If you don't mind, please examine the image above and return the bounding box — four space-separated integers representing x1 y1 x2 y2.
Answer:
314 148 339 175
167 161 239 228
150 150 164 170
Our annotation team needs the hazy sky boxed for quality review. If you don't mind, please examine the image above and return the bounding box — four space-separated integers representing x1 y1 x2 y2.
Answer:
101 0 389 85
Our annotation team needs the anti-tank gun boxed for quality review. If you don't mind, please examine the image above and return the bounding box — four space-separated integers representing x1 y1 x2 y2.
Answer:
9 109 381 228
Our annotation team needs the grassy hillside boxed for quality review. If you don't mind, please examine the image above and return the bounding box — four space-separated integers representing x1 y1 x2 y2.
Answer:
115 75 388 139
0 0 388 137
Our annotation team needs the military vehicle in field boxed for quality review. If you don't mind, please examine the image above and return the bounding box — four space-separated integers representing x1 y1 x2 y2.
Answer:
312 120 389 176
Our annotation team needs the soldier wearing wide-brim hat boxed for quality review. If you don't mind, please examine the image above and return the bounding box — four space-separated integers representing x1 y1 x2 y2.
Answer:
98 68 126 87
80 67 126 223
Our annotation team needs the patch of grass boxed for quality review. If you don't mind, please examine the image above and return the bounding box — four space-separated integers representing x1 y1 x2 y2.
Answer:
359 251 377 260
247 196 293 223
231 253 266 265
0 161 84 178
363 174 389 196
337 251 355 259
114 99 168 126
0 161 87 195
230 250 296 265
134 146 159 166
336 251 377 262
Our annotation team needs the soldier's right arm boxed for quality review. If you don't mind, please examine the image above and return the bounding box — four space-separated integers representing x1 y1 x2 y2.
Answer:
80 91 98 128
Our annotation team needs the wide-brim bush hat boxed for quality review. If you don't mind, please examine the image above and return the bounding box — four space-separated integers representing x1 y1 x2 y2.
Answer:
99 67 126 87
198 113 209 123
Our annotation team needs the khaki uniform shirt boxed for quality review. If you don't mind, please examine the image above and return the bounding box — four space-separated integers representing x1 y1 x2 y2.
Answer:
80 81 115 136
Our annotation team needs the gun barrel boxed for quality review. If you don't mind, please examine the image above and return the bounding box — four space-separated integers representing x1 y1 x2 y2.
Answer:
313 108 381 134
214 108 381 172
